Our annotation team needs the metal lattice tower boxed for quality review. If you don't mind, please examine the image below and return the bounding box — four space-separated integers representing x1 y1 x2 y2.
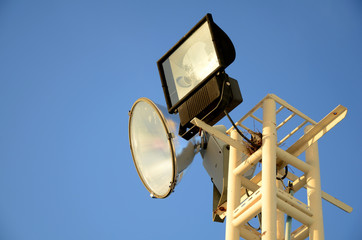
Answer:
192 94 352 240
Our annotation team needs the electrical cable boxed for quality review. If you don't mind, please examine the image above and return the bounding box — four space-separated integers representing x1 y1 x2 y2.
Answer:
245 189 250 197
180 73 229 137
224 110 258 149
199 74 228 121
276 166 288 181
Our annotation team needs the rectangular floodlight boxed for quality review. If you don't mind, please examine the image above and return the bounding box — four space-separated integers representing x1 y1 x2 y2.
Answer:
157 13 236 114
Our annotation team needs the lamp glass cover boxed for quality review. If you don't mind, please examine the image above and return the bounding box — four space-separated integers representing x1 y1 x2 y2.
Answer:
129 98 198 198
129 100 174 197
162 21 219 106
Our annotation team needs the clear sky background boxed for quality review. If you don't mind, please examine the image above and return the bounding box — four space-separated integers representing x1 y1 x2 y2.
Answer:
1 1 361 239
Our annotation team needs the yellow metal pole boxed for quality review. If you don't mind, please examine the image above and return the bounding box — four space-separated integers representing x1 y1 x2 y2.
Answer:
225 130 242 240
261 97 277 240
305 125 325 240
276 180 285 240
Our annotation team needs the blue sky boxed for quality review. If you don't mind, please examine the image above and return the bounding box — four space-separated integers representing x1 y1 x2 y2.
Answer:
1 1 361 239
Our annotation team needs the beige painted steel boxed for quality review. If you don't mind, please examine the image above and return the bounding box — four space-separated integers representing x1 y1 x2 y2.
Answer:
276 148 311 173
225 130 242 240
276 189 312 217
193 103 350 205
288 171 352 213
234 189 261 219
286 105 347 157
234 148 262 176
277 120 308 146
190 94 351 240
291 225 309 240
233 200 262 228
321 191 353 213
277 198 314 226
276 180 284 240
240 175 259 193
288 172 352 214
261 97 277 240
269 94 317 125
227 94 317 134
305 125 325 240
250 114 263 123
291 174 307 193
191 118 250 156
277 112 296 130
239 225 261 240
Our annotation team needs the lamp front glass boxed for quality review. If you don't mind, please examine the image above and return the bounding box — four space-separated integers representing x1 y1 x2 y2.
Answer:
162 21 219 106
129 100 174 197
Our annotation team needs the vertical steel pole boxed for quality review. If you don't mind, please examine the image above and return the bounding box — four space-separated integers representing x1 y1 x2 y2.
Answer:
305 125 325 240
284 188 294 240
225 130 242 240
261 97 277 240
276 180 285 240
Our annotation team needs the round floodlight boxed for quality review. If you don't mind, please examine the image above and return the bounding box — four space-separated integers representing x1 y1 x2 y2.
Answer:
128 97 198 198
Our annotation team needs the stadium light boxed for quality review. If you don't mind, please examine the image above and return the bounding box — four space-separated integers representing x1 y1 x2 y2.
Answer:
157 13 242 140
128 14 253 221
128 97 199 198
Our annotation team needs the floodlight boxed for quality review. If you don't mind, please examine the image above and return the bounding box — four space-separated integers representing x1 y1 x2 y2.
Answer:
157 13 242 140
128 97 199 198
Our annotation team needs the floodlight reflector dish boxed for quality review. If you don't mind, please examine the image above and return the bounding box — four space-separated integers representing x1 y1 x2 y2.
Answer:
128 97 197 198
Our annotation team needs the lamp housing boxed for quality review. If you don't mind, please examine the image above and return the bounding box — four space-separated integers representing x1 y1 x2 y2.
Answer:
157 13 236 114
178 72 242 140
